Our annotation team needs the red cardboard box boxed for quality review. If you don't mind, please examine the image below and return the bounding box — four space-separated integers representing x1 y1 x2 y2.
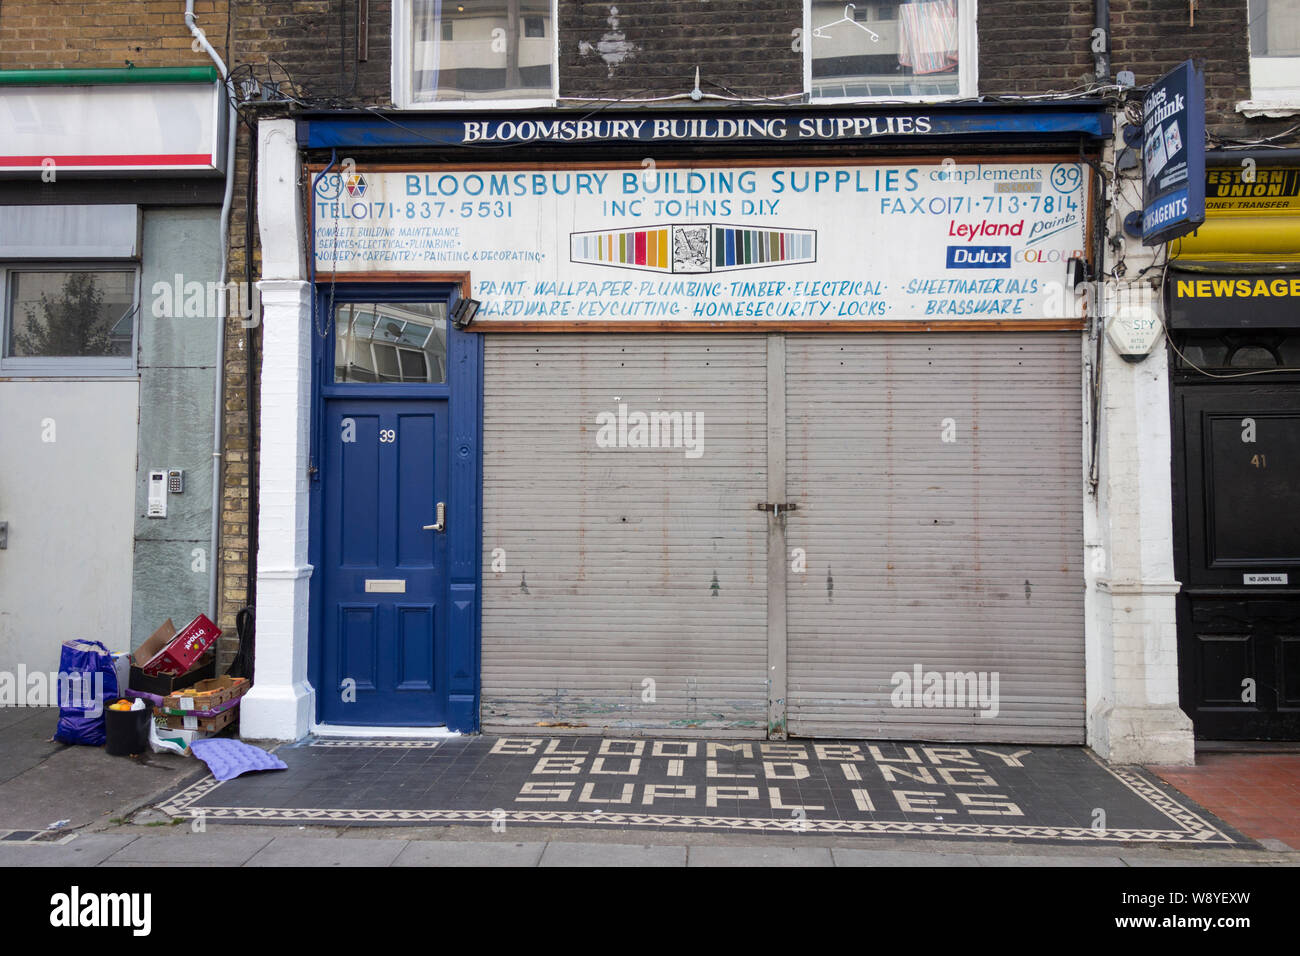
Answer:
139 614 222 677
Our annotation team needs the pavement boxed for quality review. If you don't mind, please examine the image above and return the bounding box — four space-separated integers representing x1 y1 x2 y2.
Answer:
0 707 1296 867
1151 753 1300 851
0 705 195 832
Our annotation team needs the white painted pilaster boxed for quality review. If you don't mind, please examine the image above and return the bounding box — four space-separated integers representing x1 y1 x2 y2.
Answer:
241 119 315 741
1085 117 1195 765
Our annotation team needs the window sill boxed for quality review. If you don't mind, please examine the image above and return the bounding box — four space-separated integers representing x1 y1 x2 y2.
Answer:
392 97 558 111
1236 98 1300 119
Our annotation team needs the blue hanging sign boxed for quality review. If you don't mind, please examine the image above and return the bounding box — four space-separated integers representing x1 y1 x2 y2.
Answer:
1141 60 1206 246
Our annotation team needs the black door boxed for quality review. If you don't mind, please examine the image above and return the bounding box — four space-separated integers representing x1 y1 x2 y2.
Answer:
1172 377 1300 739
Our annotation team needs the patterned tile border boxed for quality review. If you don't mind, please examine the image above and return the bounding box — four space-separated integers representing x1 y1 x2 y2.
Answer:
154 742 1246 845
306 740 444 750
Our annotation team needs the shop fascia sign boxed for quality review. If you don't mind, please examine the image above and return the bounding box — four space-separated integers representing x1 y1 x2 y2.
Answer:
1170 271 1300 329
301 109 1113 149
0 80 226 175
1139 60 1206 246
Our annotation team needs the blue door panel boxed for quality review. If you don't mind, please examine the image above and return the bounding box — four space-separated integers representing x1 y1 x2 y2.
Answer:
396 604 436 691
339 414 381 567
338 604 379 692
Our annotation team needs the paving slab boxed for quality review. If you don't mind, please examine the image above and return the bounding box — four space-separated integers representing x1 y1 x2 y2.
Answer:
392 840 546 867
0 709 64 784
0 833 138 867
1118 856 1240 867
539 842 687 867
102 833 274 865
975 854 1126 867
688 845 833 866
832 847 982 867
246 836 408 867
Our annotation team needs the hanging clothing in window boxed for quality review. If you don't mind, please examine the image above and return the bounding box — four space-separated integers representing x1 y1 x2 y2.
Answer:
898 0 960 75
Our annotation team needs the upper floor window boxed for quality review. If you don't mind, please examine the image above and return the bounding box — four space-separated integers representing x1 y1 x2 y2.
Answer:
807 0 976 100
395 0 557 108
1249 0 1300 101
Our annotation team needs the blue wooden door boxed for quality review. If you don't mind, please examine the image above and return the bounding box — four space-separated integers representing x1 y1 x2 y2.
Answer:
314 294 461 726
318 399 450 724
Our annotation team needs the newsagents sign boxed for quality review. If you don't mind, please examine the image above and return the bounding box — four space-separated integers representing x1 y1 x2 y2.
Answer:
1142 60 1206 246
312 160 1089 325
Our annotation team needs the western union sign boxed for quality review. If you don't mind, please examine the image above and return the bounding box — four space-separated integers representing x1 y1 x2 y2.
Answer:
1206 168 1300 214
1174 166 1300 261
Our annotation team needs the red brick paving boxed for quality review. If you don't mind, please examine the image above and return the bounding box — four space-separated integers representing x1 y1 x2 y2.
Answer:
1151 754 1300 850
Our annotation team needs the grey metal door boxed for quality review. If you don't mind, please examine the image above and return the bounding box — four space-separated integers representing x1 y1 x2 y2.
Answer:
480 334 770 735
783 332 1087 743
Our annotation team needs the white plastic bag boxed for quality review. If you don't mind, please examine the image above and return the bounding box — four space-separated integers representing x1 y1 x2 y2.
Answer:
148 717 191 756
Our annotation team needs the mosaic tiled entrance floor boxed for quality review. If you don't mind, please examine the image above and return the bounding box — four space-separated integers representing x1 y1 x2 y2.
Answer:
155 736 1254 846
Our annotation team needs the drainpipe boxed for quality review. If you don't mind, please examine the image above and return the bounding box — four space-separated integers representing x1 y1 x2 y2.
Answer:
1095 0 1111 82
185 1 238 622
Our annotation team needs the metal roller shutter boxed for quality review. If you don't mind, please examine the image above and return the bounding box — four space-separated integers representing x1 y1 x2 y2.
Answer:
784 332 1086 743
482 334 769 735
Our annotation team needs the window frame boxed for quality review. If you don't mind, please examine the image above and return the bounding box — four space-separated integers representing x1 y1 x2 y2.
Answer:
0 264 140 377
803 0 978 103
1247 0 1300 106
391 0 560 110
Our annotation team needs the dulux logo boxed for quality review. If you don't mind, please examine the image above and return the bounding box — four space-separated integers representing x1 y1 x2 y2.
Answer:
946 245 1012 268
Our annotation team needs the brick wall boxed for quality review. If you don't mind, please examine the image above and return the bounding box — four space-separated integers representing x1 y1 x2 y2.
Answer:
1106 0 1284 138
0 0 228 70
978 1 1096 95
560 1 802 99
232 0 392 105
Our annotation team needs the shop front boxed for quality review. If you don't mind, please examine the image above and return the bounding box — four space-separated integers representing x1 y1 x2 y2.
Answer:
1168 157 1300 740
0 67 228 674
241 103 1114 745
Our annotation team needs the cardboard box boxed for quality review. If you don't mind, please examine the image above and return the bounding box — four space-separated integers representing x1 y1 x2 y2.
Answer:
156 694 243 719
163 707 235 734
129 660 214 698
162 676 249 713
129 619 217 696
140 614 222 677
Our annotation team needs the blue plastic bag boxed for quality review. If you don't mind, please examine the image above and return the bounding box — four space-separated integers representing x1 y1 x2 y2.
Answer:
53 639 119 746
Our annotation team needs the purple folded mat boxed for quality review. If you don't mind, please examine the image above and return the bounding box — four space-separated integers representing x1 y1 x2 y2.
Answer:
190 738 288 782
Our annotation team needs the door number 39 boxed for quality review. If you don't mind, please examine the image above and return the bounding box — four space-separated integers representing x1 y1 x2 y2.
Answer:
379 429 396 444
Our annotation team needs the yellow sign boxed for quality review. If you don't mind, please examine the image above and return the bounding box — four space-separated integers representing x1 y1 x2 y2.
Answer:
1205 168 1300 214
1176 277 1300 298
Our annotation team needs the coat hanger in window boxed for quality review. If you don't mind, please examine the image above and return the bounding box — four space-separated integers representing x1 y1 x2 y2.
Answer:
813 4 882 42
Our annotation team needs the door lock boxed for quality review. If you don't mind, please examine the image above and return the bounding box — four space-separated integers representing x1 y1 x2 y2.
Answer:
756 502 798 517
422 502 446 533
